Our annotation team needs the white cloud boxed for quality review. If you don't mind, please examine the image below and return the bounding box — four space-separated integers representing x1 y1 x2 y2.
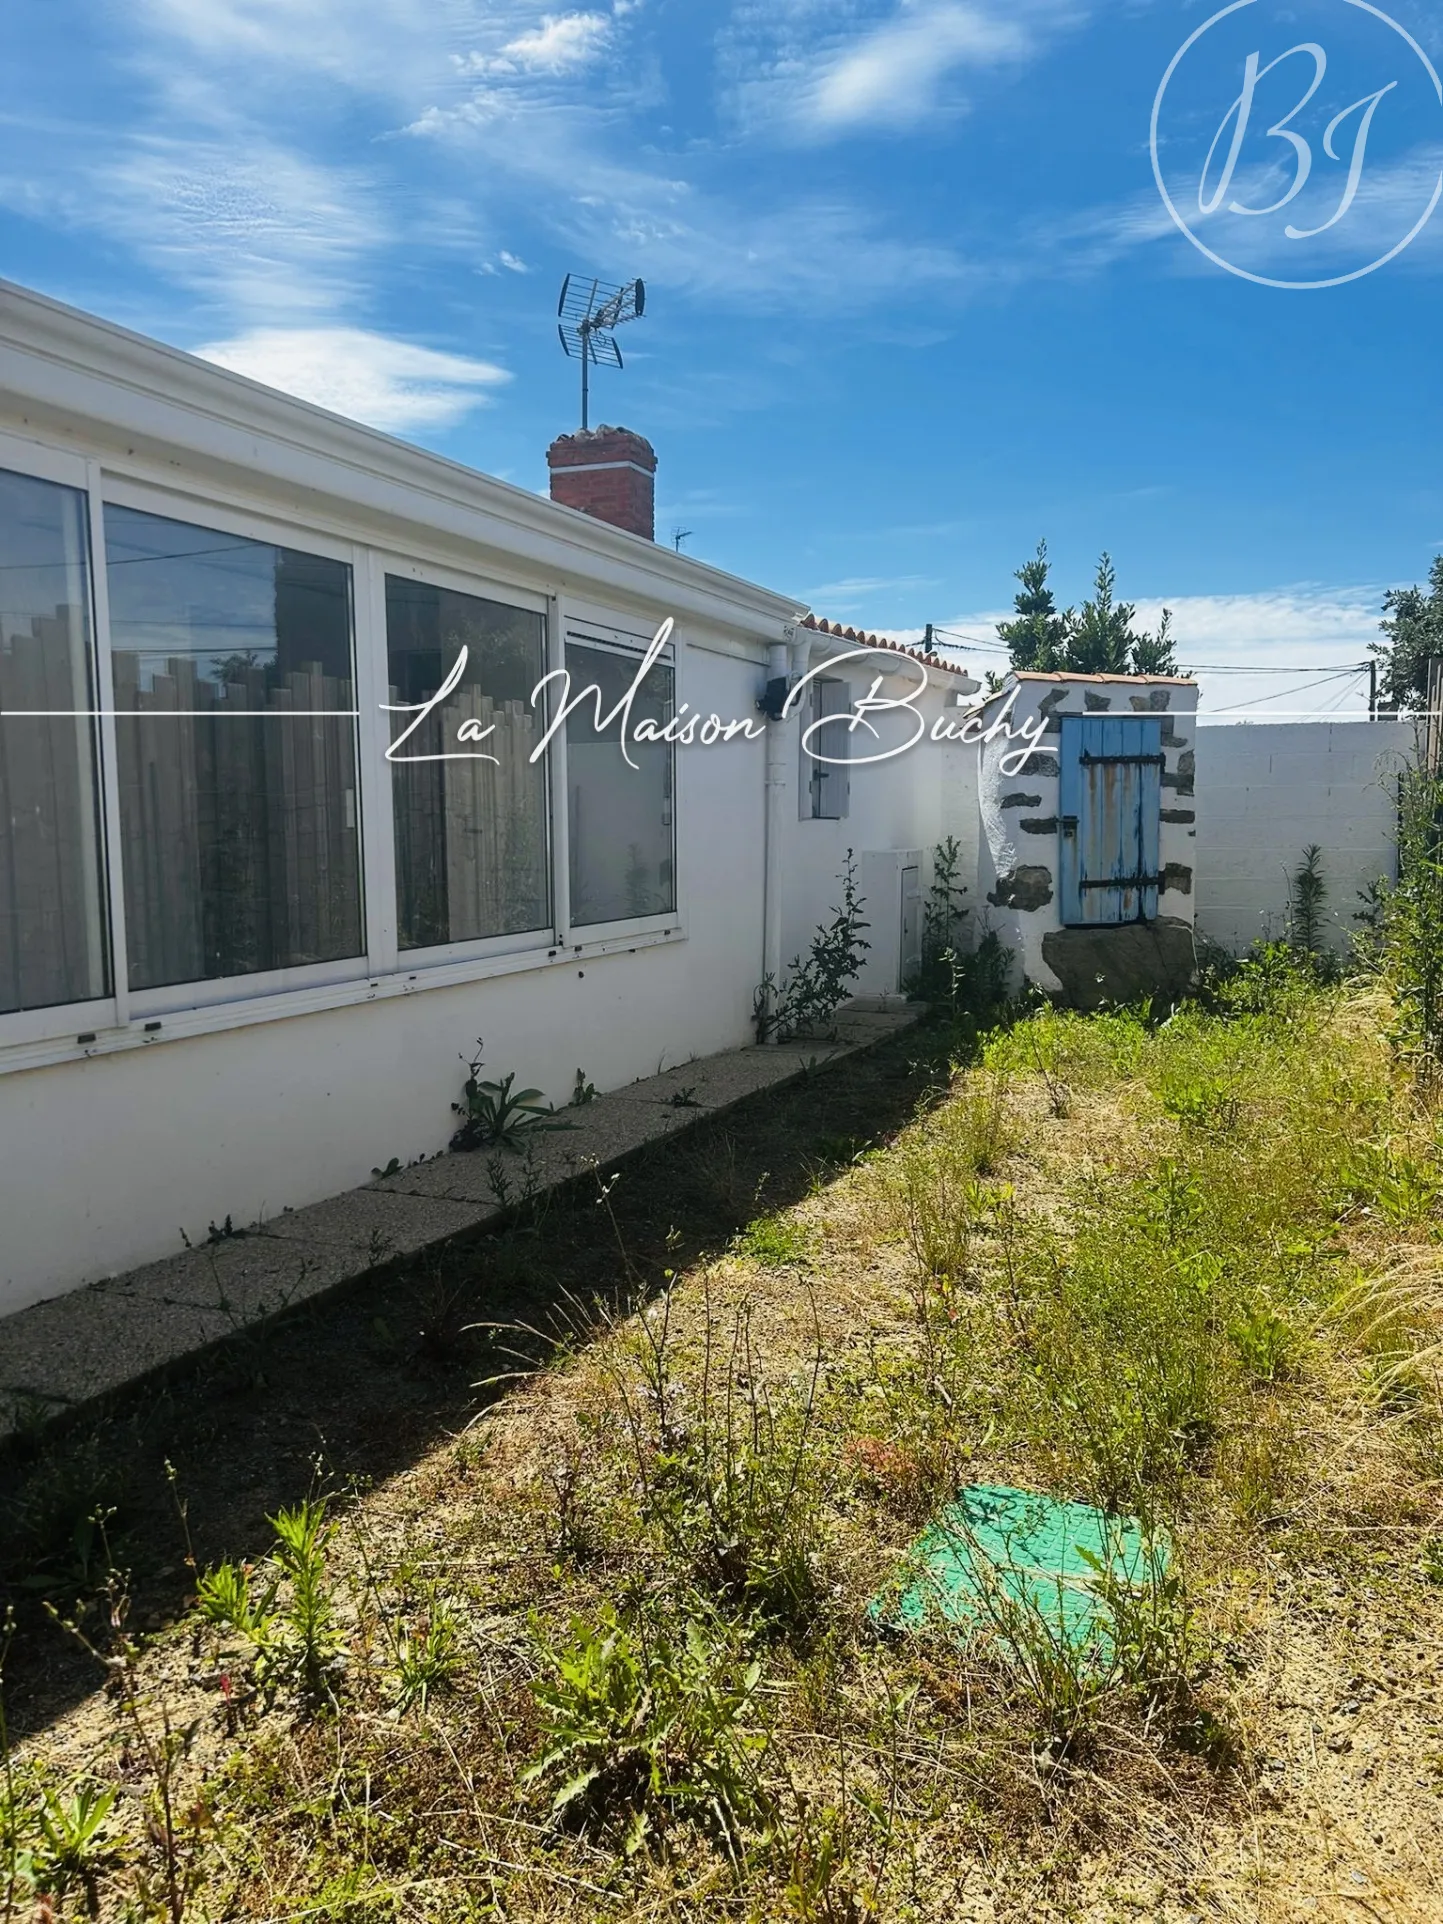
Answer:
726 0 1082 141
460 12 613 78
876 586 1387 720
194 326 511 433
809 5 1031 131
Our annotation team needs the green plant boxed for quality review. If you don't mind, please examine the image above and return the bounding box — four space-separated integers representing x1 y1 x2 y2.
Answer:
1336 1139 1443 1225
35 1782 117 1912
1370 552 1443 714
450 1039 568 1151
997 544 1176 676
570 1068 597 1108
1373 759 1443 1068
1228 1304 1298 1385
523 1600 772 1857
884 1074 1014 1283
389 1596 461 1714
756 853 870 1043
197 1497 343 1703
50 1568 208 1924
1288 844 1331 961
906 837 969 1003
736 1215 815 1268
953 1518 1194 1755
615 1288 830 1635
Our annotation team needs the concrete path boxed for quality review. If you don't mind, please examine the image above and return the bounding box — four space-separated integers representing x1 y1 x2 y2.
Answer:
0 1009 918 1444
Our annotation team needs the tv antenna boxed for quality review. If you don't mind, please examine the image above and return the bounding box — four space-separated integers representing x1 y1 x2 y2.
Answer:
557 273 646 431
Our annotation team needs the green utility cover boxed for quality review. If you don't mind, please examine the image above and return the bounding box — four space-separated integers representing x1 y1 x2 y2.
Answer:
872 1484 1164 1653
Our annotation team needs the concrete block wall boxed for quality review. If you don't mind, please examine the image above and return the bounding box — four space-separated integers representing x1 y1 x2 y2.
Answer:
1192 721 1413 955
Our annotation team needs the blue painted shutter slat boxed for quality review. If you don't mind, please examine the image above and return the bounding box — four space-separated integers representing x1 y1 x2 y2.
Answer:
1058 713 1163 927
1059 716 1084 923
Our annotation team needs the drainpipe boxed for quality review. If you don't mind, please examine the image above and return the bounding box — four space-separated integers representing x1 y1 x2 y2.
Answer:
760 627 812 1035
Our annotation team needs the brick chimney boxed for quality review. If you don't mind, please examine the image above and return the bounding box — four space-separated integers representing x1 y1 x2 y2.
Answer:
546 426 657 541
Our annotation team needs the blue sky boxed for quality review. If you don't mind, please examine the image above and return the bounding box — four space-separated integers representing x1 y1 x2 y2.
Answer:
3 0 1441 717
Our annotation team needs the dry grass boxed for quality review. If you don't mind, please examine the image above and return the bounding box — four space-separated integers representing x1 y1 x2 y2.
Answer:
8 976 1443 1921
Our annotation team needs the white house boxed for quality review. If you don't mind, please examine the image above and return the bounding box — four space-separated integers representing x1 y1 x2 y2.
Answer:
0 278 1415 1327
0 280 975 1316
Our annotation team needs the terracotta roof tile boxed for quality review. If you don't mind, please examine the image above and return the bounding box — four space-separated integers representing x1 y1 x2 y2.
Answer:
799 611 973 679
1013 670 1197 686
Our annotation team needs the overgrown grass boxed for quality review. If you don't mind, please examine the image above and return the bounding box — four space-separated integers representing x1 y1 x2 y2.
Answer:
11 962 1443 1920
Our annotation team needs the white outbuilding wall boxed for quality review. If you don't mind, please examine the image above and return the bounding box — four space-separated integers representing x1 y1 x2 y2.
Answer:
1192 721 1411 955
778 646 979 1000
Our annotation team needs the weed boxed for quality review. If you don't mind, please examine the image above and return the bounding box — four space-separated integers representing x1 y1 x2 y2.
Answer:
756 852 871 1043
736 1215 815 1267
51 1566 209 1923
35 1782 117 1913
523 1599 772 1857
884 1074 1014 1283
614 1287 830 1636
389 1595 461 1714
197 1497 343 1704
571 1067 598 1108
450 1039 570 1151
1288 844 1330 960
1229 1304 1299 1385
669 1084 702 1109
949 1515 1195 1757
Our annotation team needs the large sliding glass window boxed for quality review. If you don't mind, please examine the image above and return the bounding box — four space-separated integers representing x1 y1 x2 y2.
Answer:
386 577 550 950
566 640 675 928
105 506 361 992
0 467 109 1015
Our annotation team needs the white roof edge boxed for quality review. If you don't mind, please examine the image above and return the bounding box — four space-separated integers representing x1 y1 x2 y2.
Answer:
0 277 807 634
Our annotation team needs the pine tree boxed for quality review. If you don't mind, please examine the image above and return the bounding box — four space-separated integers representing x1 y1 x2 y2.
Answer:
997 540 1071 671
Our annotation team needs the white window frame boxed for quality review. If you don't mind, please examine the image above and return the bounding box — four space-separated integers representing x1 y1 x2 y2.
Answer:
0 431 119 1048
799 675 852 821
558 619 682 947
370 548 558 976
100 476 372 1018
0 439 689 1076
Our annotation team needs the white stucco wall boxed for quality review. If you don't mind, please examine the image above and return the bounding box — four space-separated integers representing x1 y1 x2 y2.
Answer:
1192 720 1411 955
0 644 769 1314
778 652 980 997
976 676 1199 992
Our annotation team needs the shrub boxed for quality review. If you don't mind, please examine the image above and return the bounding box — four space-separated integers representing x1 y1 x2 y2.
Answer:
756 852 870 1043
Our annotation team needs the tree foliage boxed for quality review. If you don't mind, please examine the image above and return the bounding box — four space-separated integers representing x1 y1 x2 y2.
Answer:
1371 555 1443 714
997 543 1178 678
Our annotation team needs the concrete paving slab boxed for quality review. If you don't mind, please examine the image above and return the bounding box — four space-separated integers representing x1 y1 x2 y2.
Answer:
259 1189 494 1261
106 1230 361 1323
0 1005 921 1443
0 1284 236 1418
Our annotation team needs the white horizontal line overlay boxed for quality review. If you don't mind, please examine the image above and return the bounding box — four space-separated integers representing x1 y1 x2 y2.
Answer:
0 711 362 718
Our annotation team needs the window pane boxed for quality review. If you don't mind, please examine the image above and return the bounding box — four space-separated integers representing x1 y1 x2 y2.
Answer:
106 506 361 991
0 467 110 1015
386 577 550 950
566 641 674 927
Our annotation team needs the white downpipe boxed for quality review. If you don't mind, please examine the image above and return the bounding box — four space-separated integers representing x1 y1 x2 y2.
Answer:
761 633 812 1031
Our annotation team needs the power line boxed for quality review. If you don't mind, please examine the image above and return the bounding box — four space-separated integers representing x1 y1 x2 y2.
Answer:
926 627 1377 677
1205 668 1367 716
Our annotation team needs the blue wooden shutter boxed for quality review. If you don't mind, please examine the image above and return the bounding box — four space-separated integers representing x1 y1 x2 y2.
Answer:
1059 716 1163 926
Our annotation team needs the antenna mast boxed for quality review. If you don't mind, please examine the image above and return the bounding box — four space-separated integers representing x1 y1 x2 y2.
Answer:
557 273 646 431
